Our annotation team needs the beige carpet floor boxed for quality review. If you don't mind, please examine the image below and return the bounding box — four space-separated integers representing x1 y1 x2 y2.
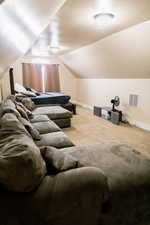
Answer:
63 106 150 157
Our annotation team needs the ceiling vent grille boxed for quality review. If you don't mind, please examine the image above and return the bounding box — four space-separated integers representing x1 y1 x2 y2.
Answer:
129 94 138 107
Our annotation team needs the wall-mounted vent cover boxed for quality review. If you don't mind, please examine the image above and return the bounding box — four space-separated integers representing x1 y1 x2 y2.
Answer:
129 94 138 107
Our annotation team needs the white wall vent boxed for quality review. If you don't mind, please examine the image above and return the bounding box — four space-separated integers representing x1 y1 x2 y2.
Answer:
129 94 138 107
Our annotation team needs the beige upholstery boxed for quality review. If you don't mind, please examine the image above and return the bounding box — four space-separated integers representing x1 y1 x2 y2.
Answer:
32 121 61 134
32 106 72 120
35 131 74 148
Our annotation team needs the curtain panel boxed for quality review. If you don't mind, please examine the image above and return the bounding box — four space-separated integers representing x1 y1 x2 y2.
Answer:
22 63 60 92
45 64 60 92
22 63 43 92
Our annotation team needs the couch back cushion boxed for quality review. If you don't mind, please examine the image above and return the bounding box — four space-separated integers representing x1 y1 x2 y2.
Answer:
0 99 20 118
40 146 78 174
19 117 41 140
16 104 29 120
0 113 46 192
15 101 32 118
21 98 35 111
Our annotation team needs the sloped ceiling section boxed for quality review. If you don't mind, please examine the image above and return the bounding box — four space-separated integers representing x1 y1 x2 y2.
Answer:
0 0 66 77
61 20 150 79
30 0 150 57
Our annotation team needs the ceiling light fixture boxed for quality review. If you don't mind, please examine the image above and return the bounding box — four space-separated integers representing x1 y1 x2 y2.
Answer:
94 12 115 26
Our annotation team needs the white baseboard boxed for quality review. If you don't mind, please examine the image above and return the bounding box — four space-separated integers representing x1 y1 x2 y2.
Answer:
72 101 150 132
129 120 150 131
72 101 93 110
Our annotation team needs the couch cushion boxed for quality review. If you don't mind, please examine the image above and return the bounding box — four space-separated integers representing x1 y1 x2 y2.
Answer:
35 131 74 149
15 101 32 118
32 106 72 120
40 146 78 173
16 97 35 111
0 113 46 192
32 121 61 134
30 114 50 123
0 99 20 118
19 117 41 140
16 104 29 120
61 142 150 191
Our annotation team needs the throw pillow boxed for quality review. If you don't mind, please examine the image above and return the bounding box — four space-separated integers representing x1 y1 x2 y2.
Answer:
21 90 36 97
15 83 26 93
25 87 40 96
40 146 78 174
19 117 41 140
16 104 29 120
15 101 32 118
21 98 35 111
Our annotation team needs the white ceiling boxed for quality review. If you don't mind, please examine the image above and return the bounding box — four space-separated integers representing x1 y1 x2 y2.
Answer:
61 20 150 78
30 0 150 57
0 0 66 76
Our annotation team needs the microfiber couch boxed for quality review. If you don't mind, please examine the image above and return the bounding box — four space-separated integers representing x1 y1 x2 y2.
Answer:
0 97 150 225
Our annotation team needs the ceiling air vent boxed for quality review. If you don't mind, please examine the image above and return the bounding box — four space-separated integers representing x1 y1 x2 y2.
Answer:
129 94 138 107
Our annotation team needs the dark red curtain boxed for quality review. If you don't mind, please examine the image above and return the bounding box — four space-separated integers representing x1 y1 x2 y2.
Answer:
22 63 43 92
22 63 60 92
45 64 60 92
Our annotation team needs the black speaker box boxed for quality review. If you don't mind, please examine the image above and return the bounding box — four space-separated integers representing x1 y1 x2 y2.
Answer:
93 106 101 117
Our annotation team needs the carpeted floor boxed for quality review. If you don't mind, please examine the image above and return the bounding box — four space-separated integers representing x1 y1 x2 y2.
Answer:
63 106 150 157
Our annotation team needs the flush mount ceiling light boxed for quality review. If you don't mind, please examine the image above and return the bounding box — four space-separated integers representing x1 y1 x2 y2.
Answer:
94 12 115 26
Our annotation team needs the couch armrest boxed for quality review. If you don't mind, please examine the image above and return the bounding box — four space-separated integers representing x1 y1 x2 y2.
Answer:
36 167 109 225
0 167 109 225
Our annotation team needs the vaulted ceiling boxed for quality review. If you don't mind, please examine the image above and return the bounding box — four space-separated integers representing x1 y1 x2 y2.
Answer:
30 0 150 56
28 0 150 78
61 20 150 78
1 0 150 79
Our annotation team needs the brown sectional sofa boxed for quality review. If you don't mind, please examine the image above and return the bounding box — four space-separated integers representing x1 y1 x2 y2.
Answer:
0 97 150 225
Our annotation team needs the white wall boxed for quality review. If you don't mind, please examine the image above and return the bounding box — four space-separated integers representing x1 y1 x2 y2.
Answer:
76 78 150 130
60 20 150 131
59 63 77 101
